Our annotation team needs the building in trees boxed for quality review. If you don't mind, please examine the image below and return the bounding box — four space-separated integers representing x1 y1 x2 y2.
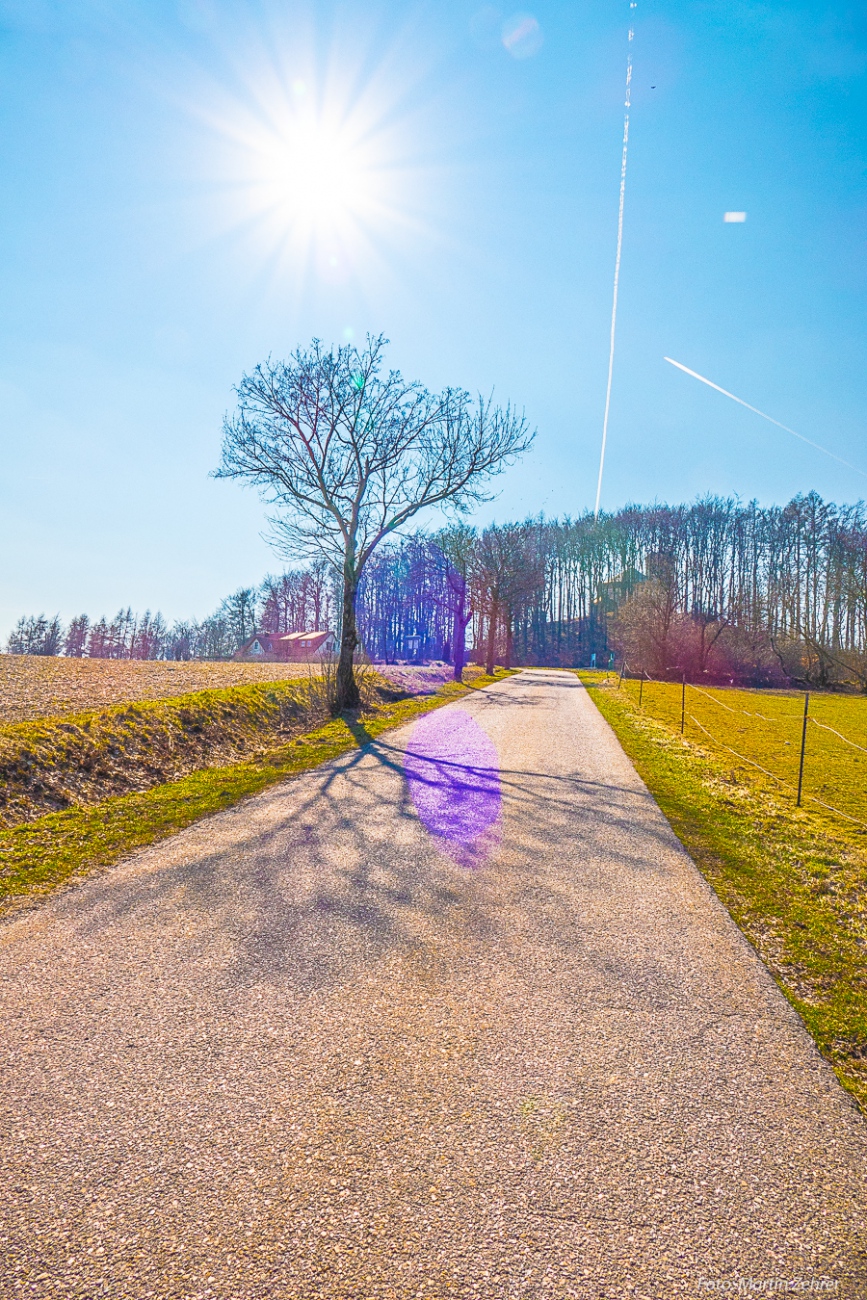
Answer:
233 629 337 661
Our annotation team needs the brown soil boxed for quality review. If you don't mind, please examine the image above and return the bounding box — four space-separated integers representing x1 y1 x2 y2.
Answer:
0 657 313 725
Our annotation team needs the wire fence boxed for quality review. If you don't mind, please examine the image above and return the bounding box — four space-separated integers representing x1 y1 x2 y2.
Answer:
610 665 867 830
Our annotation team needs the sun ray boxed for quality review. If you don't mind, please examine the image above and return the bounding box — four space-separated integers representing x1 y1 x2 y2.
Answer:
164 6 450 295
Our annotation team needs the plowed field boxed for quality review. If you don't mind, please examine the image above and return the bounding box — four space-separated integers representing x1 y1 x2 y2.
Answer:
0 657 311 725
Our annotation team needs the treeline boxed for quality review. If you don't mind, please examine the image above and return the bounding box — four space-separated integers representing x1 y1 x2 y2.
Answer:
8 494 867 688
356 492 867 688
5 566 335 662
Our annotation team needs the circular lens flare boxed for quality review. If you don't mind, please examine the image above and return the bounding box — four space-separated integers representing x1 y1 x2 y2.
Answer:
501 12 543 59
404 709 501 870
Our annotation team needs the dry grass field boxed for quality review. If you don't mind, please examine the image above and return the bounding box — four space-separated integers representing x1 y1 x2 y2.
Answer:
0 656 315 725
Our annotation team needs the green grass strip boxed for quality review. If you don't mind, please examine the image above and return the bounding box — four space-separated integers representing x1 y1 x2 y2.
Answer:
579 671 867 1112
0 672 512 912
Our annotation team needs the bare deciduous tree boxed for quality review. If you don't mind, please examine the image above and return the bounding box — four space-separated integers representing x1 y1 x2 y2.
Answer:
260 563 335 636
473 524 544 673
6 614 63 656
611 579 679 676
216 335 533 711
432 525 477 682
218 589 259 649
64 615 90 658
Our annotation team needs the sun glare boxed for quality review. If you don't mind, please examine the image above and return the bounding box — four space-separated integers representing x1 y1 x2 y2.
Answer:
235 97 389 284
265 115 371 230
187 22 434 291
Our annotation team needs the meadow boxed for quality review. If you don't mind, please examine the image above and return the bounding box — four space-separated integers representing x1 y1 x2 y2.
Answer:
619 675 867 830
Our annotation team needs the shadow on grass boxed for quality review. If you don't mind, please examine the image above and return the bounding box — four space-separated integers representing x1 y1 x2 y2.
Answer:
341 714 376 749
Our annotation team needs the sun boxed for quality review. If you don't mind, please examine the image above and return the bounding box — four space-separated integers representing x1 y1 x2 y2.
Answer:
255 109 375 239
197 60 408 283
184 21 439 287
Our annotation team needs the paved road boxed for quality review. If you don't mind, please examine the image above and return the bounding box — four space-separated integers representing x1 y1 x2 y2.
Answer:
1 670 865 1299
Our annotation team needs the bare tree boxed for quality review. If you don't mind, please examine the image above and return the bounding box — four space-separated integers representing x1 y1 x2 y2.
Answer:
86 617 111 658
260 571 307 634
166 621 196 661
611 579 677 676
64 615 89 658
432 525 477 681
131 611 168 660
306 560 333 632
259 564 334 635
219 588 259 651
498 525 545 668
472 524 544 673
217 335 533 711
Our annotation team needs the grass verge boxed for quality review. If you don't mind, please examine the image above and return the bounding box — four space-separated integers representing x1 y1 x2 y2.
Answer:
0 670 512 915
579 670 867 1112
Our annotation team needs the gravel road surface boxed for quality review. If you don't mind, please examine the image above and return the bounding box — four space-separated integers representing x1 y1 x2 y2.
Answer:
1 669 865 1299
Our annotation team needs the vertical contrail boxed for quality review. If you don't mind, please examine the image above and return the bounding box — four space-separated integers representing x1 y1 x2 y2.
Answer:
594 2 636 520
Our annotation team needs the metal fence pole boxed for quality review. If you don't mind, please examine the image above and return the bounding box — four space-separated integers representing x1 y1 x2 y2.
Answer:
638 673 644 707
680 674 686 734
796 691 810 807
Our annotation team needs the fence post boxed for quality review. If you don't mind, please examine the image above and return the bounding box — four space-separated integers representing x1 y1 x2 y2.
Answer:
638 673 644 707
680 674 686 734
796 691 810 807
618 660 626 689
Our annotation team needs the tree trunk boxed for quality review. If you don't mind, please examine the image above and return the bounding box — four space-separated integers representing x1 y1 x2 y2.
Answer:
335 563 361 713
504 614 513 669
485 599 499 675
452 582 469 683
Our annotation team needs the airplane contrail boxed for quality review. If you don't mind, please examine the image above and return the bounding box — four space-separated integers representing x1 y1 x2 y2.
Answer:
594 1 637 520
664 356 867 479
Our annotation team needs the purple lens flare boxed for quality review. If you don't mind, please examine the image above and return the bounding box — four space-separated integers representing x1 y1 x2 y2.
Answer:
404 708 501 868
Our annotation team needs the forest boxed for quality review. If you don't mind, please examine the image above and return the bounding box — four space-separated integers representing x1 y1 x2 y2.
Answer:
7 493 867 690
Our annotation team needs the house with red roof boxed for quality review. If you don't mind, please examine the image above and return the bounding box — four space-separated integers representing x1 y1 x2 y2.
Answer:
233 629 337 662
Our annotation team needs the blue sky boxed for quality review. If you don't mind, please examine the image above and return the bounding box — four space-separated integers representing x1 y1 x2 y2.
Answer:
1 0 865 630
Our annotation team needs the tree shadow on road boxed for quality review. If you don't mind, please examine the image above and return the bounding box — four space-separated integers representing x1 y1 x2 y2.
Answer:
59 691 695 1015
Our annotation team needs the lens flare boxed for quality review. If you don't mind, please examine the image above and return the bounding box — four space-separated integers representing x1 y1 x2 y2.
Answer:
404 709 501 870
501 12 543 59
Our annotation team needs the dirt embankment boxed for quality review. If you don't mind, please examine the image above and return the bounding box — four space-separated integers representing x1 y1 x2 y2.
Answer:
0 660 486 831
0 679 340 829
